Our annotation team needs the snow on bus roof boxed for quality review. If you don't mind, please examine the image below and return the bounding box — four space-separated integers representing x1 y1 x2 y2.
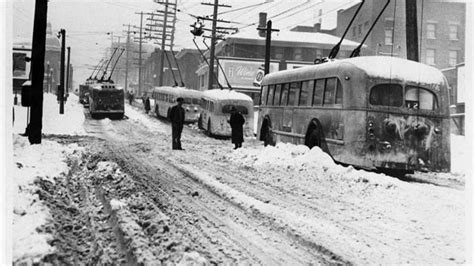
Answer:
152 86 202 97
262 56 446 86
344 56 446 84
202 89 253 102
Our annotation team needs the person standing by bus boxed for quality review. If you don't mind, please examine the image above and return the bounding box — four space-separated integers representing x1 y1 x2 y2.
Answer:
144 96 151 114
169 97 185 150
229 106 245 149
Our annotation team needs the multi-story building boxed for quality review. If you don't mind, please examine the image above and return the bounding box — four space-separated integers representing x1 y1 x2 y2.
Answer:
195 13 361 104
334 0 465 72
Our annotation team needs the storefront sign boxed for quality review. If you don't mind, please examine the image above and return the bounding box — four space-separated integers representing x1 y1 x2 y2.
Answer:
218 59 278 89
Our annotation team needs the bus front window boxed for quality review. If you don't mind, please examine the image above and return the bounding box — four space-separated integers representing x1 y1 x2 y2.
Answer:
222 105 249 115
405 86 438 110
369 83 403 107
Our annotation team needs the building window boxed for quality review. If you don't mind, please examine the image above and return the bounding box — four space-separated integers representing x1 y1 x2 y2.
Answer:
449 24 458 40
449 50 457 66
384 28 393 45
293 48 303 61
426 49 435 65
427 24 436 39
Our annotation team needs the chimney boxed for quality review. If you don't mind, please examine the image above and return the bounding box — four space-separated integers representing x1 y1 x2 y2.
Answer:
313 22 321 32
258 12 267 37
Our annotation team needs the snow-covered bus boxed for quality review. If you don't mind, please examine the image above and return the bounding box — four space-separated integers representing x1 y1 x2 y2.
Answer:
199 89 254 137
89 83 125 119
151 86 202 123
258 56 451 173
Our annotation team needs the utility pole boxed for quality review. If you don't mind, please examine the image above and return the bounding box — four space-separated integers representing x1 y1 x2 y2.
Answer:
147 1 178 87
158 1 169 86
257 19 279 75
27 0 48 144
138 12 144 95
200 0 232 90
66 46 71 99
208 0 219 90
123 24 132 92
59 29 66 114
405 0 419 61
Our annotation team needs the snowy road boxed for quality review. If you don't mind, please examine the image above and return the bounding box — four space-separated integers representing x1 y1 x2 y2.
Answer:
52 102 462 265
18 98 466 265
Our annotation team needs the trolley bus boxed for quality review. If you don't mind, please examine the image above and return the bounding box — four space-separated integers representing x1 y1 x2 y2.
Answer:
258 56 450 173
151 86 202 123
88 83 125 119
199 89 254 137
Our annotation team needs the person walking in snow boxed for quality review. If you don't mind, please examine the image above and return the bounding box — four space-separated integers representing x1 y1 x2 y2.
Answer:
228 106 245 149
169 97 185 150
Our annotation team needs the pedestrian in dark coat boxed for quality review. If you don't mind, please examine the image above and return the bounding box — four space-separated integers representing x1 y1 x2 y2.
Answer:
169 97 185 150
144 96 151 114
229 106 245 149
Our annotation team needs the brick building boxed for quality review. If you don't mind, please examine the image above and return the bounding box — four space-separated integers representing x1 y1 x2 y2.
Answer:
334 0 465 71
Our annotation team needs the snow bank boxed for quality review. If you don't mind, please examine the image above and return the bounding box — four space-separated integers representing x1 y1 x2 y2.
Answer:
11 135 84 263
13 93 87 135
450 134 471 175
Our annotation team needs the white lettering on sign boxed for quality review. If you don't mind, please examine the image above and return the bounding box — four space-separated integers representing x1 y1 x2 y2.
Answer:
228 65 257 79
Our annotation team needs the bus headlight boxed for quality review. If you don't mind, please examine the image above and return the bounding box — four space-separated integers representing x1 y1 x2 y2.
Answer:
186 107 190 112
194 107 198 112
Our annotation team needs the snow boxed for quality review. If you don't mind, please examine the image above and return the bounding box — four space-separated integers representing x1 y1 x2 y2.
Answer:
263 56 446 87
202 89 254 102
9 92 88 263
8 90 470 263
13 93 87 136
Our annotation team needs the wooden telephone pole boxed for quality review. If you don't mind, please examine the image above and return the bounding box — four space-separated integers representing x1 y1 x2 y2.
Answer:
200 0 232 90
27 0 48 144
405 0 419 61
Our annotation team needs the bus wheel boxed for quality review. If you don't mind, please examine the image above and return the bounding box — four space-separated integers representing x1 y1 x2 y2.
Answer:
207 119 213 137
167 108 171 121
305 119 324 149
260 117 274 146
155 105 159 117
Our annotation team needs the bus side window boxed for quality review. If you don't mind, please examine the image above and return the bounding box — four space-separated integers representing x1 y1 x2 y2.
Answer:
324 78 336 105
274 84 282 105
313 79 324 106
288 82 300 106
267 85 275 105
280 83 289 106
335 78 343 105
210 101 214 112
299 80 313 106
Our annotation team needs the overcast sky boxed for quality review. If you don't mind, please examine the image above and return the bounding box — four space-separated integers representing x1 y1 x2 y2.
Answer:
10 0 355 86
